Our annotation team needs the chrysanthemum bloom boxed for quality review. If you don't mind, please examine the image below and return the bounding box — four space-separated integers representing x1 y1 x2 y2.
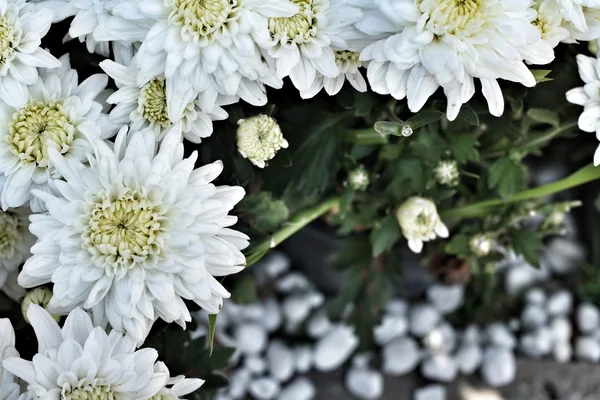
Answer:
237 115 288 168
302 50 368 98
0 55 115 211
152 363 204 400
557 0 600 40
0 0 60 108
109 0 298 118
100 48 236 143
3 305 170 399
18 124 249 343
0 319 27 400
0 208 34 296
566 54 600 165
355 0 555 120
267 0 362 95
395 197 448 253
532 0 572 47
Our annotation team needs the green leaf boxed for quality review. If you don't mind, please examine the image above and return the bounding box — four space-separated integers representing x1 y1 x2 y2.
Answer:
488 157 526 200
208 314 217 356
385 157 425 199
510 228 543 267
406 110 445 130
531 69 553 83
526 108 559 128
457 103 480 126
447 133 479 164
339 187 356 217
236 192 289 232
444 234 471 258
369 214 401 256
231 273 258 305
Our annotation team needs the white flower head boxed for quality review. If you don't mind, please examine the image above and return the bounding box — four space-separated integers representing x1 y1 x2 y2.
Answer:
100 48 237 143
395 196 448 253
0 319 27 400
0 0 60 108
469 234 492 257
0 208 34 296
267 0 362 95
237 115 288 168
0 54 116 211
356 0 555 120
18 124 250 343
21 287 59 324
557 0 600 39
303 50 368 98
532 0 572 47
3 305 170 399
434 160 459 187
566 54 600 165
152 363 204 400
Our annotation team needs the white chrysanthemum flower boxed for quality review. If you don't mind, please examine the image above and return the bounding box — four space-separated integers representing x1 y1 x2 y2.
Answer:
0 208 34 296
302 50 368 98
0 319 27 400
395 196 448 253
18 124 250 343
533 0 572 47
237 115 288 168
267 0 362 95
110 0 298 118
434 160 459 187
0 54 115 211
100 50 236 143
356 0 554 120
3 305 170 399
151 364 204 400
557 0 600 38
566 54 600 165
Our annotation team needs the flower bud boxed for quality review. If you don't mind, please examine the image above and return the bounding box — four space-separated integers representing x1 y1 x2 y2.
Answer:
237 115 288 168
434 160 459 186
21 287 59 324
396 197 449 253
469 234 492 257
345 165 369 191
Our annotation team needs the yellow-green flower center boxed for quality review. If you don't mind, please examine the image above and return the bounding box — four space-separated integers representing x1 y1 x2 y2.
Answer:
269 0 317 43
0 15 18 67
84 188 167 270
0 211 20 257
532 17 549 39
140 78 170 128
7 101 75 167
167 0 241 43
419 0 483 35
64 385 115 400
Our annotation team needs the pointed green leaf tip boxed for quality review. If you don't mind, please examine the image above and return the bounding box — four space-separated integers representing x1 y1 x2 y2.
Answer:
208 313 218 356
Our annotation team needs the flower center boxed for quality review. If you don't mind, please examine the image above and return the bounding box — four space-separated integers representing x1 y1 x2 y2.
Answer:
532 17 549 39
63 384 115 400
0 15 19 68
419 0 483 35
140 78 170 127
167 0 241 43
7 101 75 167
84 187 167 271
335 51 360 72
0 211 20 256
416 212 432 228
269 0 317 44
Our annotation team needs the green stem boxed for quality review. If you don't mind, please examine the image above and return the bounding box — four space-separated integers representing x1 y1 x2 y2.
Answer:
483 121 578 159
245 196 341 266
345 128 388 145
441 163 600 219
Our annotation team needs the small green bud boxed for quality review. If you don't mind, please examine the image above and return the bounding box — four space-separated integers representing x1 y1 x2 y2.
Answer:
237 115 288 168
434 160 459 186
345 165 369 191
469 234 492 257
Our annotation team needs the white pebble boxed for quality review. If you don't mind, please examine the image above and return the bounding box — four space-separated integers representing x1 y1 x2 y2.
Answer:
424 323 456 353
547 290 573 317
386 299 409 316
461 325 480 345
454 344 482 374
374 315 408 345
505 262 548 294
241 303 266 321
576 336 600 363
481 347 516 387
421 354 458 382
577 303 600 333
235 323 268 355
521 304 548 329
229 369 252 399
485 323 516 349
244 356 267 375
307 310 333 339
282 295 314 329
544 238 584 274
553 340 572 363
382 337 421 376
414 385 446 400
278 378 315 400
550 317 572 342
277 273 311 293
262 299 282 332
294 346 313 373
520 327 553 358
314 325 359 372
409 304 441 337
426 284 464 315
263 252 291 278
345 367 384 400
248 378 281 400
267 340 295 382
525 288 546 306
352 353 373 369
